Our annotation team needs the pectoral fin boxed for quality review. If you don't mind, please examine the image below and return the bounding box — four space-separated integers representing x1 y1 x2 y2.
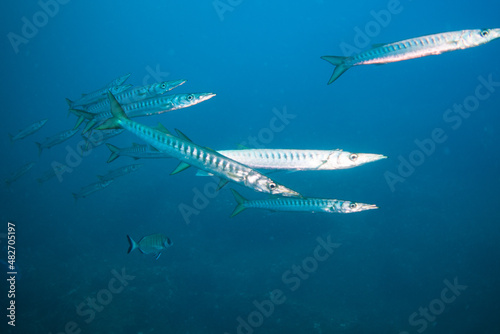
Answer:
171 162 191 175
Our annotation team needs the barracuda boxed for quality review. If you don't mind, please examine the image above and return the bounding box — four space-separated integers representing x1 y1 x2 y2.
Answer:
8 119 48 143
35 128 79 156
5 162 36 188
214 148 386 171
97 164 142 182
230 189 377 217
78 79 187 113
72 179 114 203
73 92 215 133
97 92 301 197
322 28 500 84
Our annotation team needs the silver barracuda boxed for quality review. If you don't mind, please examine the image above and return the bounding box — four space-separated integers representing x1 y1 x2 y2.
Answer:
35 128 79 156
127 233 173 260
72 179 113 203
5 162 35 188
66 84 133 108
105 143 170 163
73 92 215 133
77 79 187 113
322 28 500 84
8 119 48 143
37 165 69 184
97 164 142 182
211 148 386 171
230 189 378 217
97 92 301 197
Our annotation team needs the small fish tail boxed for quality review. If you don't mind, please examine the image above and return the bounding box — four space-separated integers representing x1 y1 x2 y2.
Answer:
321 56 350 84
72 193 78 204
230 189 247 217
127 235 138 254
105 143 120 163
96 92 128 131
8 133 14 144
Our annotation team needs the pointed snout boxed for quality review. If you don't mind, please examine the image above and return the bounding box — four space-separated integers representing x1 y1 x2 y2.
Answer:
357 153 387 164
198 93 216 102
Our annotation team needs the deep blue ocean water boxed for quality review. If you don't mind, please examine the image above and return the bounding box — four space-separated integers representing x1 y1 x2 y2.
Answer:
1 1 500 333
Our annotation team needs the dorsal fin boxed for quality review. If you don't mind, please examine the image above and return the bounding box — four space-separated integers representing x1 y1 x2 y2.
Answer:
170 162 191 175
155 123 171 135
236 144 249 150
174 128 192 142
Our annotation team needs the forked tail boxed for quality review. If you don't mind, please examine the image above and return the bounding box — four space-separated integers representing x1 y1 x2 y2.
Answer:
230 189 248 217
127 235 138 254
105 143 120 163
320 56 351 84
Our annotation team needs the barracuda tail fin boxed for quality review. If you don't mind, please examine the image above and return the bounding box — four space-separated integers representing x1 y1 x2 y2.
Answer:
321 56 351 84
96 92 128 130
105 143 120 163
127 235 138 254
8 133 14 144
230 189 248 217
35 142 43 157
82 119 97 135
73 116 85 129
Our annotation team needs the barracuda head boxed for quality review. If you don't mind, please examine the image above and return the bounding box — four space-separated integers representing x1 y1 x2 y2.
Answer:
329 200 378 213
172 92 216 109
462 28 500 47
159 79 187 93
248 174 301 197
324 151 387 169
109 84 133 95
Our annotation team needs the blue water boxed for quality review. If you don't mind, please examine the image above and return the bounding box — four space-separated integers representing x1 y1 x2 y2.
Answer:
1 1 500 333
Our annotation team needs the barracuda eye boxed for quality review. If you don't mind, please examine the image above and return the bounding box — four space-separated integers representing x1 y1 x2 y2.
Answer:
349 153 358 161
187 94 194 101
268 182 277 190
480 30 489 37
349 203 357 209
161 83 167 89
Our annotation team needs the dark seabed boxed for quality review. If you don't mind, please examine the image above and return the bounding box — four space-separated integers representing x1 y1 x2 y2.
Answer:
1 1 500 333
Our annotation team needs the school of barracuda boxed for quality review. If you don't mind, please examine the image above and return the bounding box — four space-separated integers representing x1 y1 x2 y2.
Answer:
6 27 499 220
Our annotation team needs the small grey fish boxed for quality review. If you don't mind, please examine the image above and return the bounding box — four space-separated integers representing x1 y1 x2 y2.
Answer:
127 233 173 260
97 164 142 182
35 128 79 155
9 119 48 143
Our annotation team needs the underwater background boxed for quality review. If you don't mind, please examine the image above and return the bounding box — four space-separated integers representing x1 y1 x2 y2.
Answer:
1 0 500 333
